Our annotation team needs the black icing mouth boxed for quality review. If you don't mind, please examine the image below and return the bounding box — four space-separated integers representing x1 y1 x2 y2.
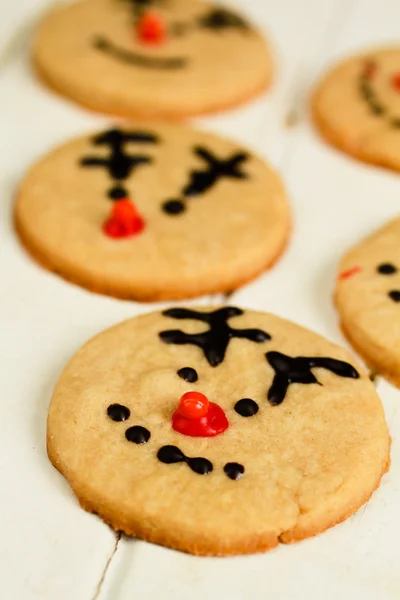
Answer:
93 36 187 69
359 60 400 127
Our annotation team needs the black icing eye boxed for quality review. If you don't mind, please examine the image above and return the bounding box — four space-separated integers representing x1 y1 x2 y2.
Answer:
377 263 397 275
162 199 185 215
107 404 130 422
177 367 198 383
234 398 259 417
224 463 245 480
388 290 400 302
125 426 151 444
198 8 249 31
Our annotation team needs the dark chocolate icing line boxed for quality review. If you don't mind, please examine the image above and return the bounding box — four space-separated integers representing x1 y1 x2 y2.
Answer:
157 445 213 475
93 36 187 70
266 351 360 406
160 307 270 367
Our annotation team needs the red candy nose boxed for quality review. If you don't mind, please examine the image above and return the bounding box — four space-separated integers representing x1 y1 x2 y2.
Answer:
177 392 209 419
136 11 167 44
392 73 400 90
172 392 229 437
104 199 145 239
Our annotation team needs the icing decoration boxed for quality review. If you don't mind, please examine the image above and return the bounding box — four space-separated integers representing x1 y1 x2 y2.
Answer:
172 391 229 437
177 367 198 383
162 199 185 215
81 128 158 199
198 8 250 31
160 307 270 366
266 351 360 405
392 73 400 91
103 199 145 238
377 263 397 274
388 290 400 302
183 147 249 197
136 11 167 44
339 266 361 280
359 59 400 126
125 425 151 443
93 37 187 69
157 445 213 474
107 403 131 421
161 148 250 216
234 398 259 417
224 462 245 480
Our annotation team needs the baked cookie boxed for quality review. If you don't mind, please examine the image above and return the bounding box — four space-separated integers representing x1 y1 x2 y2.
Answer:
47 306 389 556
336 217 400 386
33 0 272 118
313 47 400 171
15 123 290 301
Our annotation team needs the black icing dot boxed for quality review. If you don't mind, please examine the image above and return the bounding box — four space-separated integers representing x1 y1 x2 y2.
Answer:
162 199 185 215
125 426 151 444
389 290 400 302
234 398 259 417
108 185 128 200
107 404 130 422
177 367 198 383
377 263 397 275
224 463 245 480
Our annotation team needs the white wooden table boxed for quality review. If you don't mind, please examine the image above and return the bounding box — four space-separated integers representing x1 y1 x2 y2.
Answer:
1 0 400 598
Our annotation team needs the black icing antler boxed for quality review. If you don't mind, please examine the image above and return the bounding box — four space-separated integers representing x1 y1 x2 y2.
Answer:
198 8 250 31
266 351 360 406
182 147 249 197
159 307 270 367
80 129 158 180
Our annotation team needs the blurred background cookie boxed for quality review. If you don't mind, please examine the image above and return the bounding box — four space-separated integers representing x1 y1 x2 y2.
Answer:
15 122 290 300
33 0 273 118
313 47 400 171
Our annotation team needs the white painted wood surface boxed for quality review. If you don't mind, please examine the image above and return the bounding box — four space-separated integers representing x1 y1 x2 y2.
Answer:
1 0 400 598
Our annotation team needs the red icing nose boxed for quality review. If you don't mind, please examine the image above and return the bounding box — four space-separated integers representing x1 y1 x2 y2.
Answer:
172 392 229 437
392 73 400 91
339 266 362 280
136 11 167 45
104 199 145 238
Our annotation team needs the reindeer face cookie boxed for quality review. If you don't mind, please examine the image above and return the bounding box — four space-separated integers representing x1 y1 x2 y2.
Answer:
34 0 272 117
15 122 290 301
313 47 400 171
47 307 389 556
336 217 400 385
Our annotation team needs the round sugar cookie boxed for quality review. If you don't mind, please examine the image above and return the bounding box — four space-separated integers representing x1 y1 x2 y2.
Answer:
336 217 400 386
47 306 389 556
33 0 272 118
313 47 400 171
15 122 290 301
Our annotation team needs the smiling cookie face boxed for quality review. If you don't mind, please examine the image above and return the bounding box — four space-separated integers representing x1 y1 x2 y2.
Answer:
313 47 400 170
15 122 290 301
336 217 400 384
47 307 389 556
34 0 272 117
